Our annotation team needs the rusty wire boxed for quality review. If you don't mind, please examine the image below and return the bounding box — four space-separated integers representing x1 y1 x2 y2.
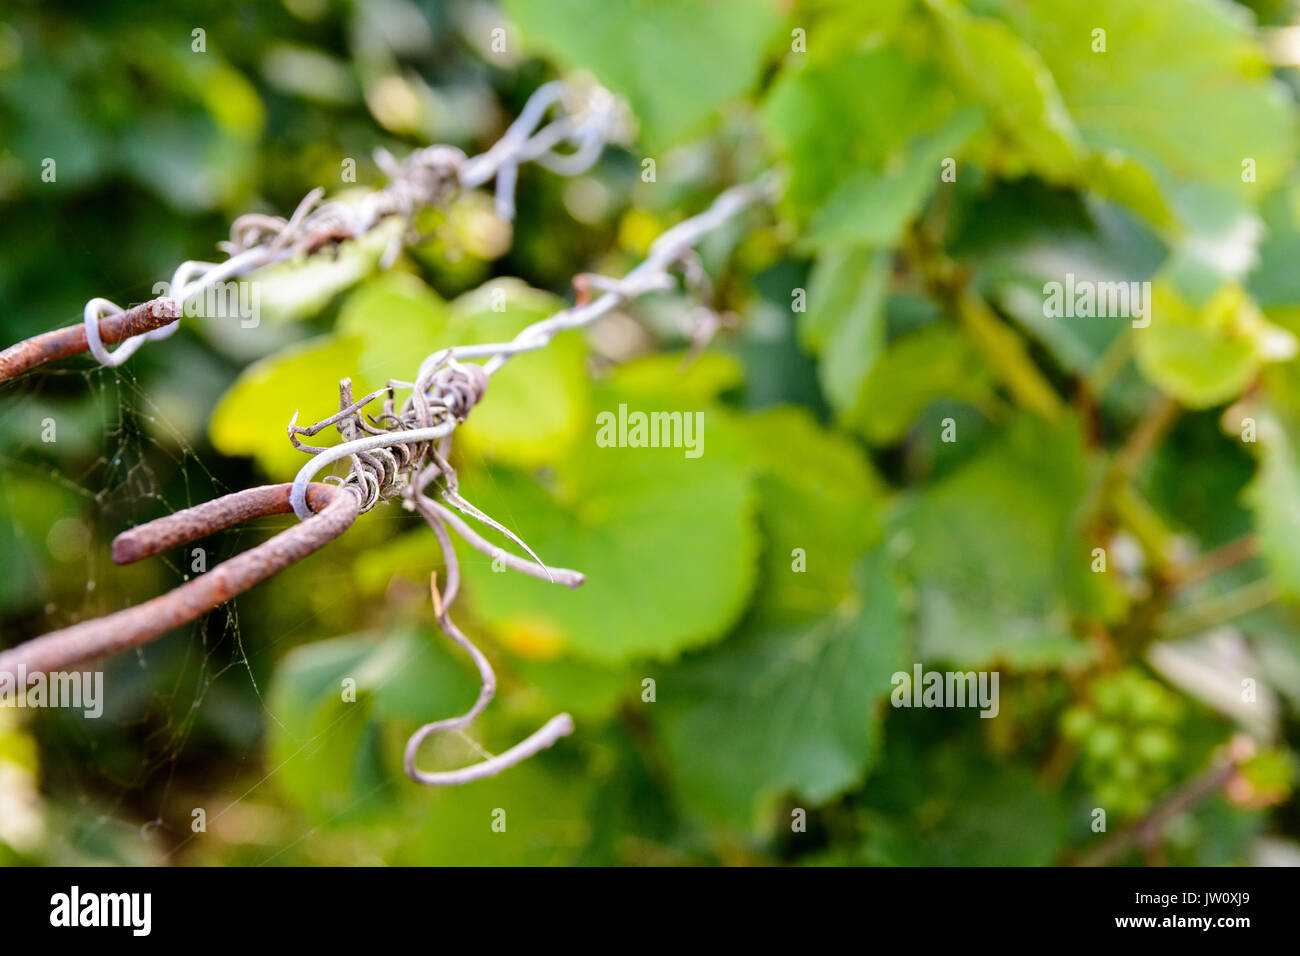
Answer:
0 176 773 787
0 80 622 383
0 298 176 382
0 483 359 679
0 81 774 787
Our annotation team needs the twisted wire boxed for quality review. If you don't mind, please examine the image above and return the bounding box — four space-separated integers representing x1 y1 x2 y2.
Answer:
78 80 621 369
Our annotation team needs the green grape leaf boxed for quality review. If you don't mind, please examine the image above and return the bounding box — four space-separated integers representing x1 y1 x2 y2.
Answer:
860 737 1069 865
266 627 481 822
1085 149 1178 231
444 279 589 467
210 332 363 475
926 0 1081 183
801 246 890 418
265 633 395 823
654 549 906 827
990 0 1296 201
799 0 915 56
761 42 962 215
509 656 639 721
455 380 758 663
895 414 1101 668
502 0 782 151
804 107 985 250
736 405 886 618
849 321 996 445
1135 279 1296 409
336 271 452 384
1243 412 1300 601
608 351 744 405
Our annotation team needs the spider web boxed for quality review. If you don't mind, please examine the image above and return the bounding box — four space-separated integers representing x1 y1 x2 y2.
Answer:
0 359 273 864
0 353 507 865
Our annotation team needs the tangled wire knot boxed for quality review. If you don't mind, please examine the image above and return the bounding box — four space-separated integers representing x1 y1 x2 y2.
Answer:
68 80 622 373
284 353 582 786
287 357 490 515
0 75 774 788
221 145 469 268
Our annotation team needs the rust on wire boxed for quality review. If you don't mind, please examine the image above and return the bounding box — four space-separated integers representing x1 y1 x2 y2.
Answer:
0 82 623 385
0 298 176 383
0 482 359 677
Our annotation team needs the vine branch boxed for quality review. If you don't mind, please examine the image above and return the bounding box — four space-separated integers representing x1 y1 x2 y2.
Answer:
1077 736 1255 867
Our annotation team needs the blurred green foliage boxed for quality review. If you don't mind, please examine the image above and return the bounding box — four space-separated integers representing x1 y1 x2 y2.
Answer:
2 0 1300 866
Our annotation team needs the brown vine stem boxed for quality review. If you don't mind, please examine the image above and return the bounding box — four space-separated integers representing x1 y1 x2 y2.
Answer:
901 224 1065 423
1111 394 1181 485
1077 736 1254 867
1157 578 1276 641
1165 535 1258 592
1080 394 1182 594
950 286 1066 423
0 482 358 678
1085 327 1135 399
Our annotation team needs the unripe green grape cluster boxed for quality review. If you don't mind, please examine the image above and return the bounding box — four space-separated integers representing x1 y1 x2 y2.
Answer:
1060 669 1184 818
